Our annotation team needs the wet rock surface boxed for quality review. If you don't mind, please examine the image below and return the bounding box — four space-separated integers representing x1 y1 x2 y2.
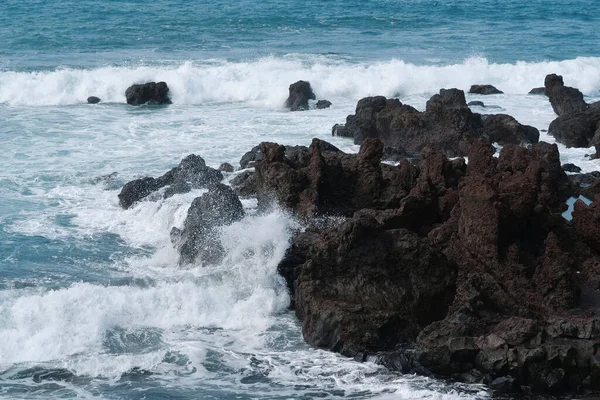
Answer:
118 154 222 209
316 100 332 109
469 85 504 95
331 89 536 157
171 183 244 265
544 74 588 117
285 80 316 111
87 96 101 104
263 135 600 395
482 114 539 145
125 81 172 105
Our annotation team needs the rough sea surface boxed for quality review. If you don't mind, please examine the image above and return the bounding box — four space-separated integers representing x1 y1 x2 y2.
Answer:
1 0 599 398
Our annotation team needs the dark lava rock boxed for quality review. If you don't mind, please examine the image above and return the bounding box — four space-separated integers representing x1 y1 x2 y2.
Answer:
544 74 588 116
170 183 244 265
548 106 600 148
332 123 351 137
239 145 261 169
87 96 101 104
118 154 222 209
316 100 332 109
467 101 485 107
272 136 600 395
528 87 546 95
285 80 315 111
331 89 486 157
218 163 234 173
230 170 259 197
469 85 504 95
281 214 456 356
255 138 427 218
482 114 539 145
125 82 171 105
562 163 582 173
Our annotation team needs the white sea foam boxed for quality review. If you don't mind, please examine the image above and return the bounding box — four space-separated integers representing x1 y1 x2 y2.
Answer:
0 56 599 106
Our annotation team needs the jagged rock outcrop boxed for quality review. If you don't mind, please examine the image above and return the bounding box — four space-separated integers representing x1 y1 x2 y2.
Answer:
331 90 536 158
170 183 244 265
469 85 503 95
118 155 222 209
125 82 172 105
285 80 315 111
544 74 588 116
548 100 600 149
273 137 600 395
482 114 539 145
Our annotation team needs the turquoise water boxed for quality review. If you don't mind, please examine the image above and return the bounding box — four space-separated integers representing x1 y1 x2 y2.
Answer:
0 1 599 399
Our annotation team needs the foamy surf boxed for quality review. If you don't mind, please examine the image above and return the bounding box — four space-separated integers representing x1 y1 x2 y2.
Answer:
0 56 599 106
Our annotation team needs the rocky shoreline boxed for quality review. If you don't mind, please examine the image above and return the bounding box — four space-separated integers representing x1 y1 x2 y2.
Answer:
117 74 600 397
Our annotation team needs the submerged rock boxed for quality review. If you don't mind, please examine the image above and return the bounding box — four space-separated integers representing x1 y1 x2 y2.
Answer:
118 154 222 209
316 100 332 109
171 183 244 265
285 80 315 111
528 87 546 95
469 85 503 95
87 96 101 104
467 101 485 107
125 82 172 105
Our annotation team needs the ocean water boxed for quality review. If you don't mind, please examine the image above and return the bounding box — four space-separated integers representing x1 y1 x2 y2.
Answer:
1 0 599 399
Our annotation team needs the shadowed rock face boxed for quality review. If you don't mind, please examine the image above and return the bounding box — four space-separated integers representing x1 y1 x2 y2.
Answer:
482 114 539 146
469 84 503 95
544 74 600 153
285 80 316 111
269 136 600 395
125 82 172 105
118 154 222 209
544 74 588 117
331 89 536 157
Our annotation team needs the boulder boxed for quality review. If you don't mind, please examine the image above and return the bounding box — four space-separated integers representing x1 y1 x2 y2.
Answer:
331 90 485 157
316 100 332 109
544 74 588 116
118 154 222 209
548 108 600 148
482 114 539 145
528 87 546 95
562 163 582 173
125 82 171 105
87 96 101 104
230 170 259 197
171 183 244 265
285 80 315 111
469 85 504 95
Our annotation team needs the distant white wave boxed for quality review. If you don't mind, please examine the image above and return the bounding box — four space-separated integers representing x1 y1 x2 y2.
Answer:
0 56 599 106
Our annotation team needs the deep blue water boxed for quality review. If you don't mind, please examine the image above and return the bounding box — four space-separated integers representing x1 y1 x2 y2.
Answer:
1 0 599 70
1 1 599 399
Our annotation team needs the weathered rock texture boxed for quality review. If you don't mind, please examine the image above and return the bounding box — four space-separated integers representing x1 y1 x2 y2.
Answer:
268 137 600 396
118 154 222 209
331 89 538 157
